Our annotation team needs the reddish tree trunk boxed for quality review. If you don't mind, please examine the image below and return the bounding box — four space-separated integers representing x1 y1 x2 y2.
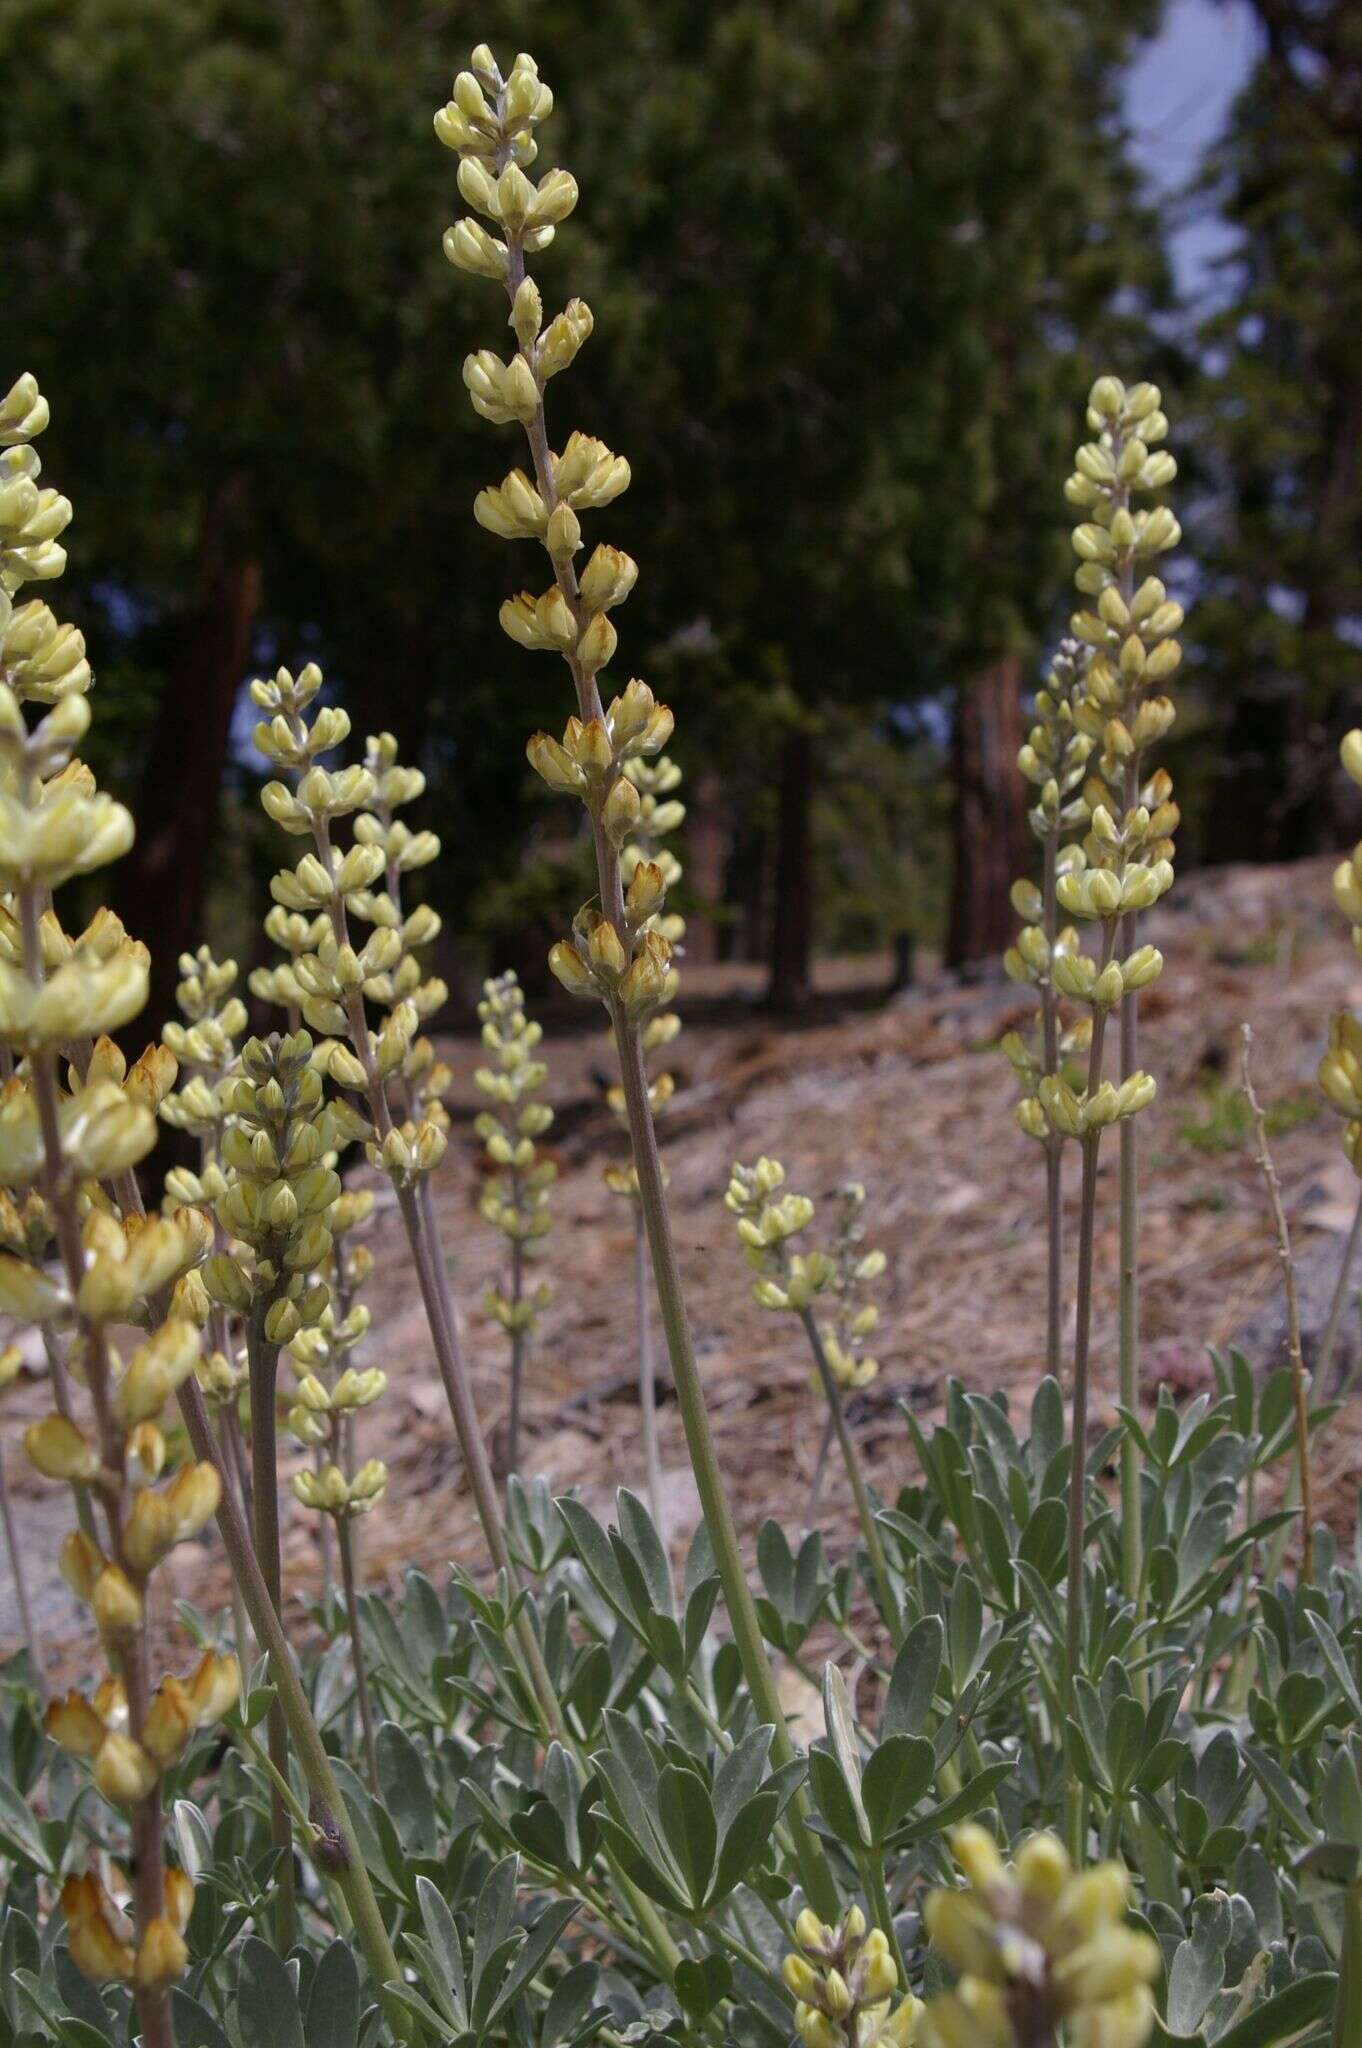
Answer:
946 654 1028 971
683 769 726 966
766 724 814 1010
115 476 260 1035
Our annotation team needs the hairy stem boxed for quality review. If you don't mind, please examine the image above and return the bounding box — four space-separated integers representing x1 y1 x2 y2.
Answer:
802 1406 838 1531
799 1310 900 1644
613 1022 838 1914
246 1300 298 1949
1041 829 1065 1381
507 1234 526 1477
1117 748 1145 1658
1063 929 1117 1862
336 1512 380 1793
634 1207 666 1545
1241 1024 1315 1584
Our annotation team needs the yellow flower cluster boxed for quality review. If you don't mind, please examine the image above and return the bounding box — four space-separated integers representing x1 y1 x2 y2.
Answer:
285 1184 384 1521
725 1157 836 1315
200 1031 342 1328
782 1904 921 2048
1004 377 1185 1147
0 376 235 2000
475 971 555 1330
252 665 449 1188
1002 641 1094 1138
819 1183 886 1392
158 947 249 1411
436 45 682 1037
920 1827 1157 2048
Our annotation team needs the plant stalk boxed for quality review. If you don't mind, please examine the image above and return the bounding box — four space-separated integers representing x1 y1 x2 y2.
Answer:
1063 929 1116 1861
245 1300 298 1950
507 1232 527 1478
1334 1878 1362 2048
336 1512 380 1793
1241 1024 1315 1584
799 1310 900 1644
1041 829 1065 1381
635 1206 666 1545
613 1019 838 1916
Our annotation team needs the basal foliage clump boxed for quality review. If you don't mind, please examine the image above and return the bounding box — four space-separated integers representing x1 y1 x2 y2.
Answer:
0 38 1356 2048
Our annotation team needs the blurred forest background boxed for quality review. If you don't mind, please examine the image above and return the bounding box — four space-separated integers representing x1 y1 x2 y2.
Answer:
2 0 1359 1028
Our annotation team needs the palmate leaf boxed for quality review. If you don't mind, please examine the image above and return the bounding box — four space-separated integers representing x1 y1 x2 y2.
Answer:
882 1616 943 1738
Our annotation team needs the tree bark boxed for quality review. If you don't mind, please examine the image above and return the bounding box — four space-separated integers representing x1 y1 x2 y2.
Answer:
683 769 726 966
946 654 1027 972
115 474 260 1033
766 723 814 1010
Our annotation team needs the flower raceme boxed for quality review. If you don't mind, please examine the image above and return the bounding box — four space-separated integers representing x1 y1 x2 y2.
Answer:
1 375 236 2011
783 1905 922 2048
920 1827 1157 2048
436 47 681 1034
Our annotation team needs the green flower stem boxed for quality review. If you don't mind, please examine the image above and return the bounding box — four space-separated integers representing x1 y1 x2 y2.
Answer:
1241 1025 1315 1585
1333 1879 1362 2048
802 1405 838 1530
498 217 838 1920
1118 749 1145 1681
1063 925 1118 1864
858 1852 909 1991
336 1511 380 1793
612 1016 839 1919
175 1372 414 2038
508 1232 527 1477
400 1170 565 1737
245 1298 298 1952
1041 830 1065 1382
635 1207 667 1545
798 1310 901 1645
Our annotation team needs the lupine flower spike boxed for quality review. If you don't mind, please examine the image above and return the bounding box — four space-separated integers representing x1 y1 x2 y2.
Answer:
0 374 234 2045
287 1182 384 1787
783 1903 922 2048
1030 378 1183 1852
725 1162 898 1639
440 43 840 1912
1002 637 1093 1378
159 947 254 1628
251 664 563 1736
920 1827 1157 2048
475 970 554 1475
